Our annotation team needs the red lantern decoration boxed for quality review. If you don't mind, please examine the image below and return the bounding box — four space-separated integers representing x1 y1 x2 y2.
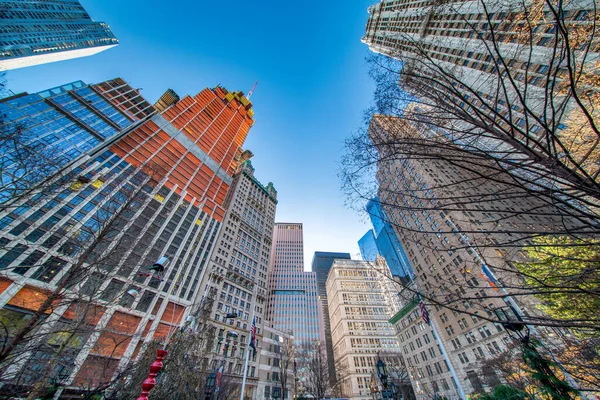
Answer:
136 349 168 400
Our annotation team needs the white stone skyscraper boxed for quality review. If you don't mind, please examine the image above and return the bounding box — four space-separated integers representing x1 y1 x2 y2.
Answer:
326 257 403 399
266 223 321 344
194 159 278 399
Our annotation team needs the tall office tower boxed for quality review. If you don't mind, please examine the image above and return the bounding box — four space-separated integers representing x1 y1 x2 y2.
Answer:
0 81 256 395
0 79 153 205
311 251 351 388
0 0 118 71
359 198 414 284
362 0 600 199
369 114 582 397
0 79 152 163
194 159 277 399
326 258 403 399
266 223 321 344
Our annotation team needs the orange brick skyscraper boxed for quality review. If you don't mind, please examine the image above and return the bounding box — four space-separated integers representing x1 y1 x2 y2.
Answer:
0 80 256 396
112 85 255 222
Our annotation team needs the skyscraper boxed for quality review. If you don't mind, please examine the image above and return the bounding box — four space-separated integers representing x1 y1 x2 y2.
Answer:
266 223 320 344
0 80 256 395
194 159 278 399
326 258 402 399
359 198 414 284
0 79 152 167
369 114 578 396
362 0 600 204
358 230 378 262
0 0 118 71
311 251 351 387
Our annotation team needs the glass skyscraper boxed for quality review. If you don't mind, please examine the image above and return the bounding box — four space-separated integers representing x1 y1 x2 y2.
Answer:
358 230 378 262
0 79 154 205
360 197 414 284
266 223 321 344
0 0 118 71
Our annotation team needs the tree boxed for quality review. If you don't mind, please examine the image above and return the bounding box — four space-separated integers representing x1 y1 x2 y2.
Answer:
516 235 600 339
113 330 216 399
342 0 600 335
362 0 600 209
0 162 166 398
297 340 330 399
344 0 600 387
378 352 416 400
275 335 295 400
477 385 531 400
0 73 73 214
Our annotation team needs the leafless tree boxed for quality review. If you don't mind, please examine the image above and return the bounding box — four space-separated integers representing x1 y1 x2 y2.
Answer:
274 335 295 399
0 162 166 397
379 352 416 400
361 0 600 208
0 73 74 215
297 340 330 399
341 0 600 343
113 327 216 399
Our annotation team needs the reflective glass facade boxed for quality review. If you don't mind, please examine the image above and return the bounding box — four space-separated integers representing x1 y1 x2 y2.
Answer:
266 223 321 343
358 230 378 262
0 0 118 70
0 81 137 163
0 79 149 205
363 198 415 283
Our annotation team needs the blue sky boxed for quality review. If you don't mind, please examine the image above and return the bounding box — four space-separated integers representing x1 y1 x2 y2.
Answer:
5 0 377 269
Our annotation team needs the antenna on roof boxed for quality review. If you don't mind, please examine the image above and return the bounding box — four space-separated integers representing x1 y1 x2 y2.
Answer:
247 80 258 99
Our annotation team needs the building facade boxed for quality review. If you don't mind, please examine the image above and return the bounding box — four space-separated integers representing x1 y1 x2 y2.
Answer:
361 0 600 201
326 258 402 400
257 321 295 400
194 159 278 399
311 251 351 389
266 223 321 345
0 80 257 396
0 79 153 179
388 294 463 400
369 114 574 397
0 0 118 71
360 198 414 284
311 251 351 386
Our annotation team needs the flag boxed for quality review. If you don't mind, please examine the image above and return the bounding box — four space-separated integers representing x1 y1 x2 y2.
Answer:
249 316 257 357
417 293 430 325
215 364 224 392
480 264 499 291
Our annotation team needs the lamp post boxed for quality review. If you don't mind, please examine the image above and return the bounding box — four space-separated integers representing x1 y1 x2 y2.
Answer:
494 306 576 400
376 354 393 399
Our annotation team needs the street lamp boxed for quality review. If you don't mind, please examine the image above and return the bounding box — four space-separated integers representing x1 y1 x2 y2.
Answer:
376 358 388 388
493 306 576 399
376 355 393 399
494 305 528 340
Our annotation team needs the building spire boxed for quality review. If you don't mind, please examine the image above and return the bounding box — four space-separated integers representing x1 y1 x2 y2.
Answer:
247 80 258 99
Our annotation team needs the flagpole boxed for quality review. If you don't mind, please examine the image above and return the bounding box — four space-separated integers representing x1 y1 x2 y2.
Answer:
429 317 466 399
416 291 466 399
240 283 258 400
